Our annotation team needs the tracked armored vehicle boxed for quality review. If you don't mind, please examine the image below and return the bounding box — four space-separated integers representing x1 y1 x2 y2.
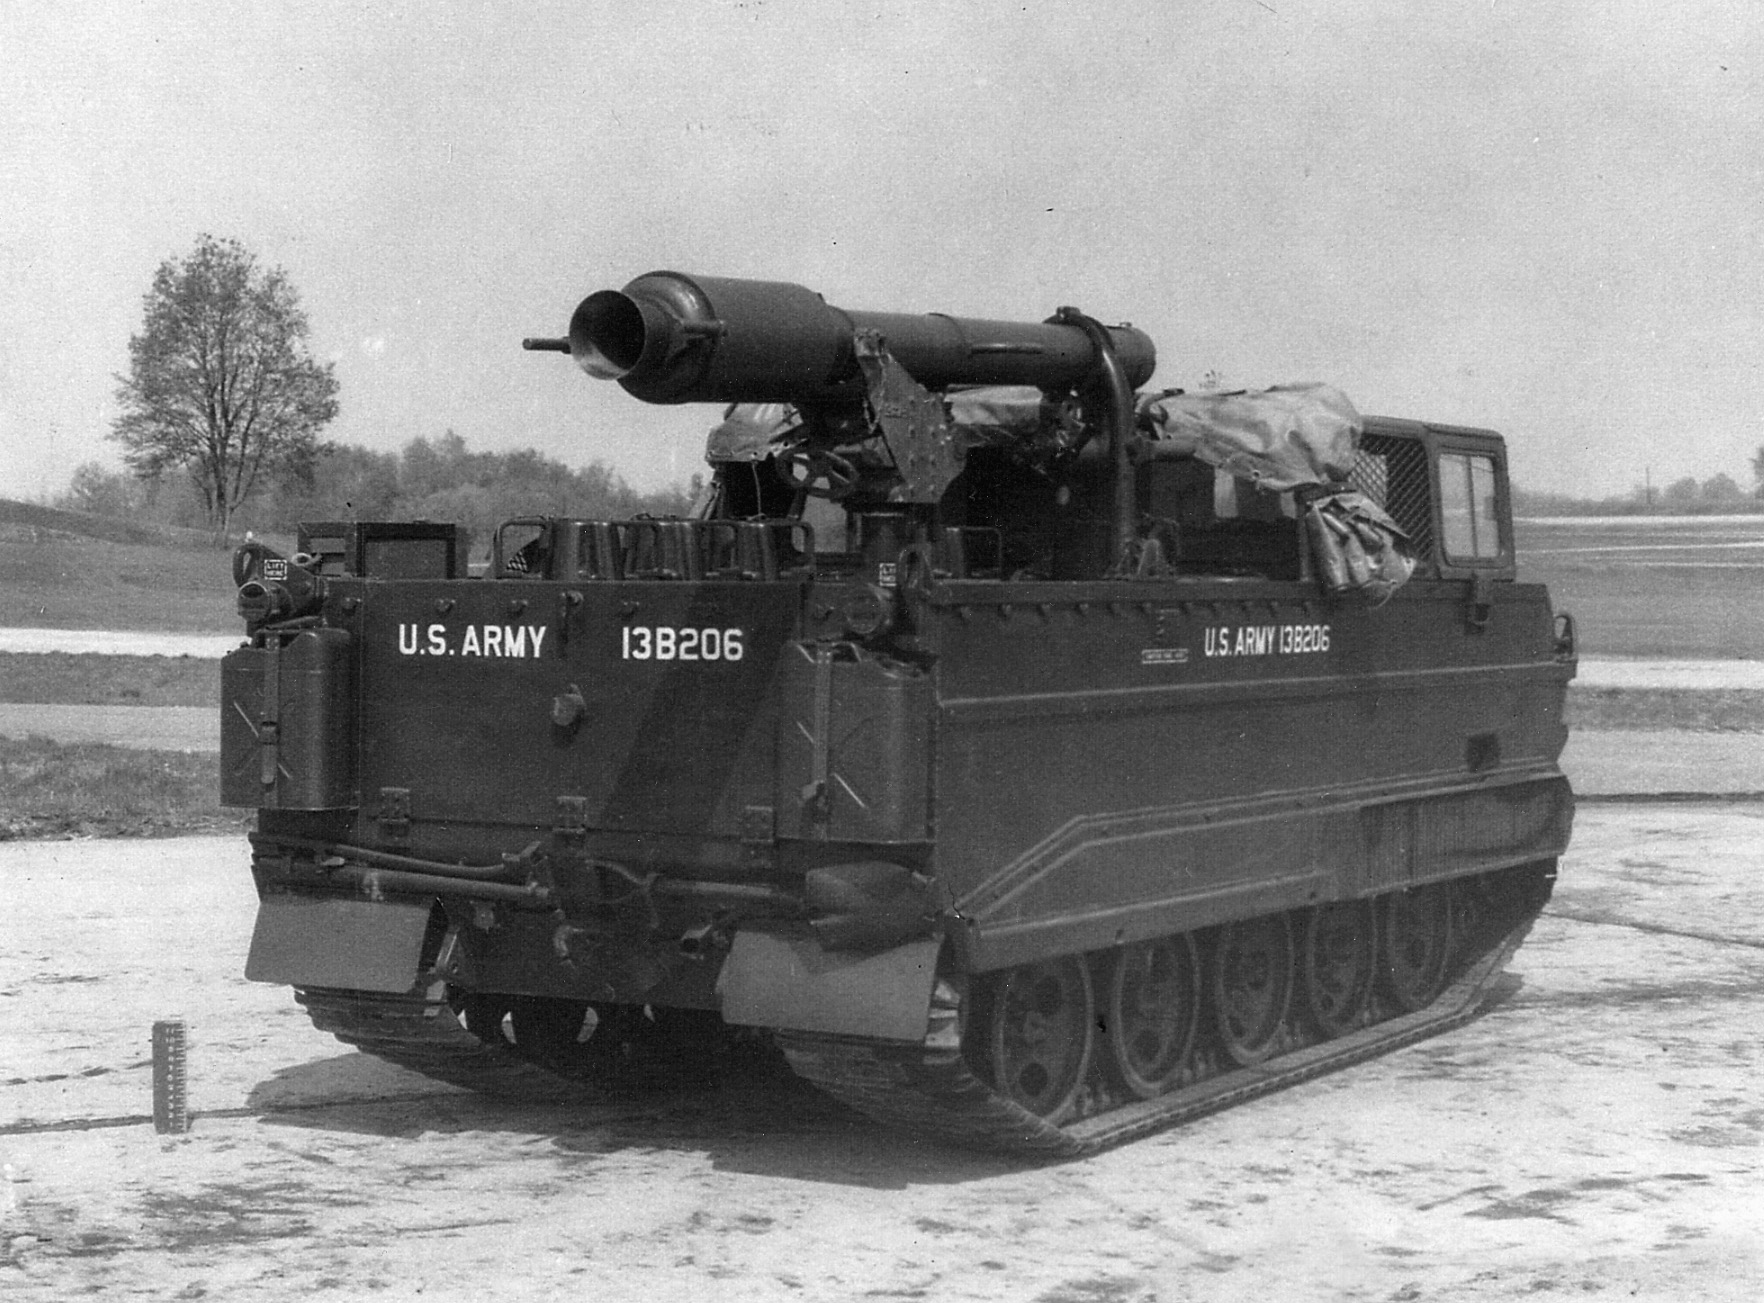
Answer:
226 272 1575 1155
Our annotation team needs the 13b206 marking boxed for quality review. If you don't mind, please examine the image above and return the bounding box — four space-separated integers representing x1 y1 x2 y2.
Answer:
622 626 745 662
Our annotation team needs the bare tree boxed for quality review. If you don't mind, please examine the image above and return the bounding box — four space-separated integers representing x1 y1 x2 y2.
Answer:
111 234 339 536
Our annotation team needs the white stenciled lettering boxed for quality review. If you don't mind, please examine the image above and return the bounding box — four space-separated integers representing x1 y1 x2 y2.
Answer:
396 623 550 658
1203 622 1332 659
620 626 745 662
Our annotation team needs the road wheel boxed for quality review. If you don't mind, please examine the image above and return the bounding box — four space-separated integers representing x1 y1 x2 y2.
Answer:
1380 885 1455 1012
1301 901 1376 1039
1212 915 1295 1066
985 957 1097 1123
1105 935 1201 1099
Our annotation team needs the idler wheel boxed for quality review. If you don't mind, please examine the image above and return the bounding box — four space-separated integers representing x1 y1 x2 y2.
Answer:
1301 900 1377 1039
984 957 1097 1122
1211 914 1295 1066
1379 885 1456 1012
1105 935 1201 1099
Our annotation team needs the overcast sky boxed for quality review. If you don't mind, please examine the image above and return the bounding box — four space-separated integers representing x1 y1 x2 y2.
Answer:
3 0 1760 501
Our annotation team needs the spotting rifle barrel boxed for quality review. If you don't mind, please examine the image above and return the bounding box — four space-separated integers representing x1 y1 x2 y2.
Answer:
522 271 1156 406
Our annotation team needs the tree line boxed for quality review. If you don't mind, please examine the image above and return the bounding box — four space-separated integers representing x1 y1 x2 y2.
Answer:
1511 455 1764 517
76 233 1764 540
58 435 697 547
76 233 692 549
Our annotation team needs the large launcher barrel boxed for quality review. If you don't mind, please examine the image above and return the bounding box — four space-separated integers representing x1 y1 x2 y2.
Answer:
536 271 1156 405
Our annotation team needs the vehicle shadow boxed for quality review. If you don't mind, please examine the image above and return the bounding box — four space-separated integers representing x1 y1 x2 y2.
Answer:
243 1048 1032 1189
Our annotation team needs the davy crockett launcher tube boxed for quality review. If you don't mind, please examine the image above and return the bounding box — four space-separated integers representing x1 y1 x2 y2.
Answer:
521 270 1157 406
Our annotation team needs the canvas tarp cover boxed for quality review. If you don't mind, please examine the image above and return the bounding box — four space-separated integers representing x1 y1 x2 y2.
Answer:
1135 383 1361 492
708 384 1364 484
1138 383 1413 600
704 384 1414 599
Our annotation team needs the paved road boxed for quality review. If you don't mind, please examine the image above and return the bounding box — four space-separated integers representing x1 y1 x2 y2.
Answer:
1564 729 1764 796
3 809 1762 1300
0 628 241 657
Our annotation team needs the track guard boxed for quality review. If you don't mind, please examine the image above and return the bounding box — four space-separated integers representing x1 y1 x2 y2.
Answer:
717 930 940 1042
245 893 434 994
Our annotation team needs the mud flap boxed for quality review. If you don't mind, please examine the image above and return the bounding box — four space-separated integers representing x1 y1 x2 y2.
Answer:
245 894 434 994
717 931 940 1042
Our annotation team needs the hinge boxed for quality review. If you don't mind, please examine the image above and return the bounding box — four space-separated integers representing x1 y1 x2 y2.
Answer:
1465 572 1494 632
554 795 588 849
740 804 775 845
377 787 410 842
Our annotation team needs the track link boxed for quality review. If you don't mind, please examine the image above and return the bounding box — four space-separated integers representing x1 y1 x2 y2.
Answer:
297 987 592 1101
778 891 1546 1158
295 988 753 1098
295 870 1549 1157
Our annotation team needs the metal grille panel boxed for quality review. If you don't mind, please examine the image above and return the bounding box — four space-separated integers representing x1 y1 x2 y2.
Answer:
1354 434 1433 556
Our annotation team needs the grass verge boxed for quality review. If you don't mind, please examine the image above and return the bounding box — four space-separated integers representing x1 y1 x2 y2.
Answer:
0 652 215 707
0 736 251 840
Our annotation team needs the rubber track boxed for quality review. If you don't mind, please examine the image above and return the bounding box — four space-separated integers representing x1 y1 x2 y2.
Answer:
775 911 1541 1159
296 896 1543 1156
296 987 594 1103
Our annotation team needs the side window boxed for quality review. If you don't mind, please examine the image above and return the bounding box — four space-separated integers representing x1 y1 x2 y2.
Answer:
1438 453 1503 561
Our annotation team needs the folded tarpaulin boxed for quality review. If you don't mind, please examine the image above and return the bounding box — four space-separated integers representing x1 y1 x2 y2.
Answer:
1136 383 1363 492
1137 383 1415 601
1305 489 1416 604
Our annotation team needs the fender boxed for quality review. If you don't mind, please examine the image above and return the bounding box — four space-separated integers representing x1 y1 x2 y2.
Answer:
717 929 940 1042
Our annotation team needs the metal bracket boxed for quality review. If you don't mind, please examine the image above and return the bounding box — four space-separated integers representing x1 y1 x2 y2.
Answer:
854 331 963 503
1465 572 1494 632
554 795 589 849
740 804 775 845
257 641 282 801
801 645 834 840
377 787 410 842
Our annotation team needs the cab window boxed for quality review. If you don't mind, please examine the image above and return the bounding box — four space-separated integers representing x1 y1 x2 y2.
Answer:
1439 453 1502 561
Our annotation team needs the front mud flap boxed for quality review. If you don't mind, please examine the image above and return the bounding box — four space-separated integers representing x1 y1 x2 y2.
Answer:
717 931 940 1042
245 893 434 994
